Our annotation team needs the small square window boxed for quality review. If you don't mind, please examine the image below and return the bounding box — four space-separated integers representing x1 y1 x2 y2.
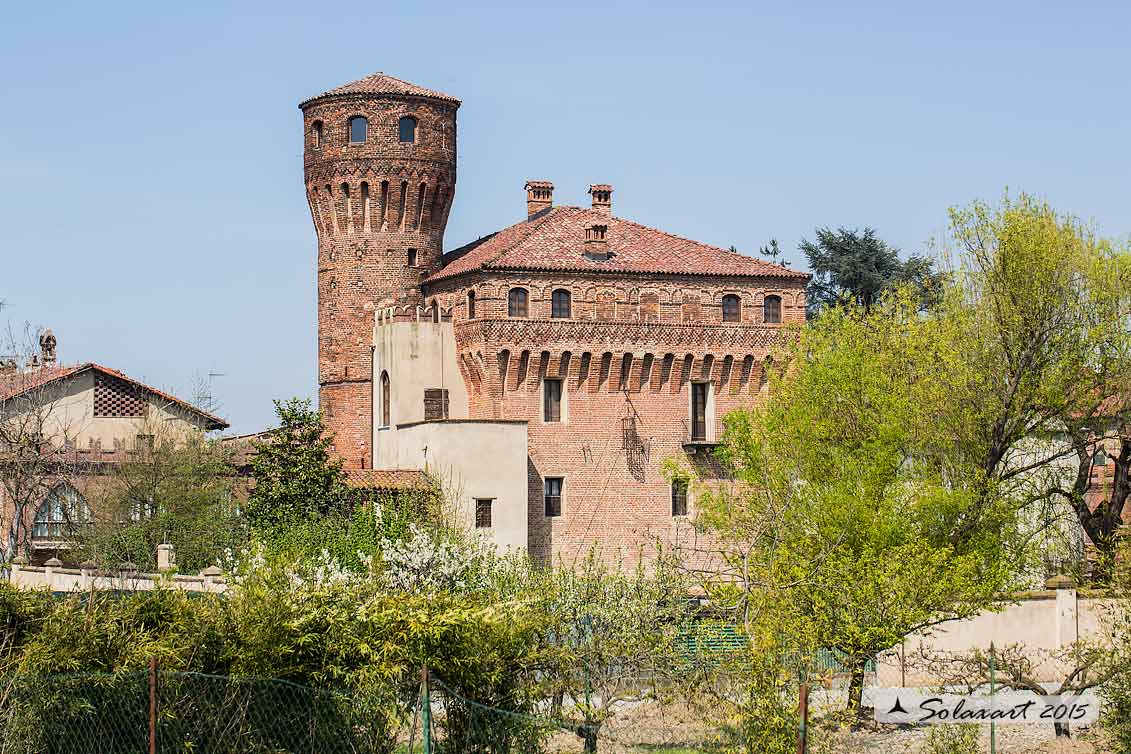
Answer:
671 479 689 517
544 477 563 517
475 498 493 528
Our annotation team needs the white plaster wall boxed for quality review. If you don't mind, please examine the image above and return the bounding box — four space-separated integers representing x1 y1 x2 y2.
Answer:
380 420 528 552
3 370 213 450
875 591 1122 685
372 319 469 437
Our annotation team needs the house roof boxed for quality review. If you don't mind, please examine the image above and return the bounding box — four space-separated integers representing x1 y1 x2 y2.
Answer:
427 206 809 284
344 468 431 491
299 72 461 109
0 363 228 430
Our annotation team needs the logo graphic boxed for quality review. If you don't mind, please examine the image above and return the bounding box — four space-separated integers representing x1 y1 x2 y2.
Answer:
873 690 1100 725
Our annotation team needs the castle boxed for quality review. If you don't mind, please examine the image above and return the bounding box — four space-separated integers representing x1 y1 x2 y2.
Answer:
300 73 808 563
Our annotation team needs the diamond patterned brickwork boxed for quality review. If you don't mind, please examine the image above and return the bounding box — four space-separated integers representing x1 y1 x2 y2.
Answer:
419 265 799 566
93 373 145 418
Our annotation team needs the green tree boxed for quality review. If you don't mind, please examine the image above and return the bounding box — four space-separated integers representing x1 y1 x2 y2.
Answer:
942 195 1131 569
75 419 244 572
693 289 1020 723
800 226 942 316
244 398 350 534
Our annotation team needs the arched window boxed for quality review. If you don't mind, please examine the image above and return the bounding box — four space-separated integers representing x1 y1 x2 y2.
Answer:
311 120 323 149
763 295 782 324
508 288 528 318
1094 448 1110 466
398 116 417 143
348 116 368 144
551 289 571 319
32 484 87 540
381 371 391 427
722 294 741 323
467 290 476 319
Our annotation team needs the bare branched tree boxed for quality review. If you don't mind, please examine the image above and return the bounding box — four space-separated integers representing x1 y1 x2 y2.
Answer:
0 322 83 563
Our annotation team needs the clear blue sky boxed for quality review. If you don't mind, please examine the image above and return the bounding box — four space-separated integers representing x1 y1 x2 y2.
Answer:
2 1 1128 433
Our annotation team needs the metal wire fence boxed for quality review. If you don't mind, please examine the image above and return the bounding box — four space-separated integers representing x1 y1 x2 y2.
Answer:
0 668 403 754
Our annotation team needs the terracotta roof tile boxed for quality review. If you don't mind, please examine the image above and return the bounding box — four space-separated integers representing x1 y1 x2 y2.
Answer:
428 207 808 283
344 468 431 490
0 363 228 430
300 73 460 108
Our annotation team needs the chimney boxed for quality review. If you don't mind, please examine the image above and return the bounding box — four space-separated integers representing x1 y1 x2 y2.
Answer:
525 180 554 219
589 184 612 215
584 223 610 261
39 329 57 367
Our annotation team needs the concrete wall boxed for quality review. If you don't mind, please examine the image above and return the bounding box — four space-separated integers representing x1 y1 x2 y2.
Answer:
875 585 1121 685
372 315 469 433
8 561 227 594
377 419 528 551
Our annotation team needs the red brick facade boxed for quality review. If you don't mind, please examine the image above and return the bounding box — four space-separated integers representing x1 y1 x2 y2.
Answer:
300 74 459 468
303 74 808 562
424 272 804 562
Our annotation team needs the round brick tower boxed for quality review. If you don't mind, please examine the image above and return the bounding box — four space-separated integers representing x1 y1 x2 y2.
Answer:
300 73 460 468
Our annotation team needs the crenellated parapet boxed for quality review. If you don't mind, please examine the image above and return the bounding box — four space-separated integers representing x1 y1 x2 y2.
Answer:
375 303 454 326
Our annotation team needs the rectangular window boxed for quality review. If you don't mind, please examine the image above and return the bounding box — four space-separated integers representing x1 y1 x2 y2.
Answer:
423 388 449 421
544 477 563 518
407 248 418 267
671 479 689 517
691 382 708 441
543 379 562 422
475 498 493 528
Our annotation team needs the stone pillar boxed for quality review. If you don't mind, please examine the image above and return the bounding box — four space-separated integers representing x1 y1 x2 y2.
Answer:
44 557 62 592
80 560 97 589
157 543 176 572
1045 574 1078 648
200 565 223 592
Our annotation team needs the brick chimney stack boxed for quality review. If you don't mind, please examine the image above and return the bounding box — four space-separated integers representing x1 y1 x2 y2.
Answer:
583 223 610 261
39 329 57 367
589 184 612 215
525 180 554 219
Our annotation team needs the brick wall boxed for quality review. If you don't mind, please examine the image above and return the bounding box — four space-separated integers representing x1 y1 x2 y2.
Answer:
302 93 458 467
426 271 804 565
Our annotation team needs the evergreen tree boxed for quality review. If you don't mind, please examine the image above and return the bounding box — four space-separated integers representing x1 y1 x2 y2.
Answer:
800 226 942 316
245 398 350 533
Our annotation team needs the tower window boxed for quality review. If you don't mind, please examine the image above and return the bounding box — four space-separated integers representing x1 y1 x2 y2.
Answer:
407 248 417 267
544 379 562 422
467 290 476 319
508 288 528 318
544 477 563 518
722 294 741 323
671 479 689 517
691 382 709 441
312 120 323 149
348 116 368 144
551 289 572 319
475 498 494 528
763 295 782 324
380 371 391 427
399 116 417 143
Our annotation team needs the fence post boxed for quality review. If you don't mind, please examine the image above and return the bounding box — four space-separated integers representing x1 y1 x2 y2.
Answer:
796 683 809 754
420 665 431 754
149 657 158 754
989 643 996 754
